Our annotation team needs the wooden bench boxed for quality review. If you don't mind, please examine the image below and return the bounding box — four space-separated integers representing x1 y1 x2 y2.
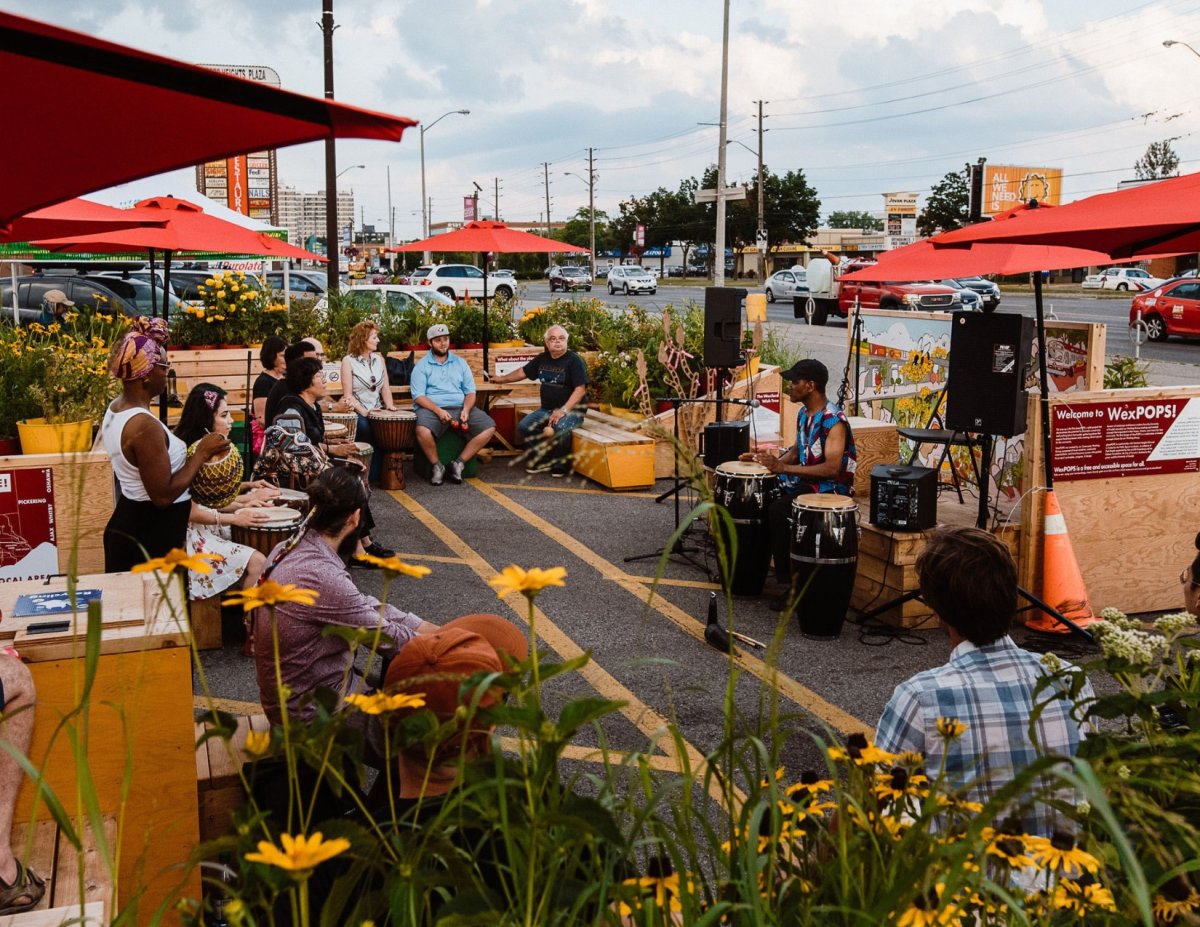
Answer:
166 348 257 432
195 713 269 843
570 413 656 490
3 817 115 925
189 596 224 651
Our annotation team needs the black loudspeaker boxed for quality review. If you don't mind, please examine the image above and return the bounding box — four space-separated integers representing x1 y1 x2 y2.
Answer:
703 286 746 368
703 421 749 468
946 311 1034 437
869 464 937 531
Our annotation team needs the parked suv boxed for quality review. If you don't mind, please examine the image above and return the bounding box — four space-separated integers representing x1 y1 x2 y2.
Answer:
952 276 1001 310
407 264 515 301
548 266 592 292
0 275 137 324
607 265 657 295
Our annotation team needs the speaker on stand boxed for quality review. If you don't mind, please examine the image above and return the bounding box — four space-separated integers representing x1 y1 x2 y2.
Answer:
703 286 746 371
946 311 1034 437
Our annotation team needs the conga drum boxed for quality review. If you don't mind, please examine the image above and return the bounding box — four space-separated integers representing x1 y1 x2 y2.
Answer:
322 410 358 442
788 495 859 639
368 410 415 490
188 442 244 510
231 506 303 557
712 461 780 596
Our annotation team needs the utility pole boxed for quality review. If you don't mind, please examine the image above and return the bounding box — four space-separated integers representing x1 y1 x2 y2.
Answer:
754 99 767 272
587 147 596 278
387 165 394 251
320 0 339 293
542 162 551 236
714 0 731 287
493 177 501 221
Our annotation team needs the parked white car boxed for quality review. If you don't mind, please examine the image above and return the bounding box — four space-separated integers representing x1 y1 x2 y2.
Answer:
607 265 657 295
407 264 516 301
764 269 809 303
316 284 455 313
1083 267 1166 292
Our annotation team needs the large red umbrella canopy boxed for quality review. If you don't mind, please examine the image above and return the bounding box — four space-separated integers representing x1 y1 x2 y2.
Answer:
0 11 416 226
389 221 589 254
838 239 1114 282
933 172 1200 259
0 198 166 244
33 196 324 261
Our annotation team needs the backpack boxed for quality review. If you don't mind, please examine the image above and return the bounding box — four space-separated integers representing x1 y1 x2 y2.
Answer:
386 350 416 387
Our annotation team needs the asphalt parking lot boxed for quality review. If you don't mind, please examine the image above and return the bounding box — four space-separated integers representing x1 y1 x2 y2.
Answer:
195 460 1093 780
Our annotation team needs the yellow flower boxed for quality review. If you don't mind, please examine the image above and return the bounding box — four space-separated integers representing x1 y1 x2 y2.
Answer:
894 886 961 927
1154 879 1200 922
1027 832 1100 877
353 553 431 579
489 565 567 600
240 290 254 300
784 769 835 798
1052 880 1115 914
618 869 685 916
345 691 427 714
217 290 226 299
244 832 350 873
230 283 239 292
828 733 896 766
935 717 967 738
243 730 271 757
205 278 217 286
131 548 224 575
873 766 930 802
224 580 319 611
981 827 1035 869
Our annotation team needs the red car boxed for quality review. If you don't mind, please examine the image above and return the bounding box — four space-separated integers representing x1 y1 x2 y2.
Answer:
1129 279 1200 341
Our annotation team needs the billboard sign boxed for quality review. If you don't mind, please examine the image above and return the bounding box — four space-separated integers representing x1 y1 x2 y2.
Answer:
464 196 476 222
983 164 1062 215
883 192 918 238
1051 397 1200 482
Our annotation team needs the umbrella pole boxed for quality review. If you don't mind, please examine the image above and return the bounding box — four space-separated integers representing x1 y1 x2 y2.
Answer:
1033 272 1053 490
159 249 173 424
482 252 490 375
9 263 17 325
148 248 159 319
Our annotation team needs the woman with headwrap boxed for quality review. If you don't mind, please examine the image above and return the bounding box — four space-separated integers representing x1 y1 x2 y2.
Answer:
101 317 228 572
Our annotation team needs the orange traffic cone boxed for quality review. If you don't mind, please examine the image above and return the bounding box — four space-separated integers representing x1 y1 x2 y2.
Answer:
1027 490 1099 633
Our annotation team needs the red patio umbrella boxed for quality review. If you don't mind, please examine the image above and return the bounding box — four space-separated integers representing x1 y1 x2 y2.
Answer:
838 239 1113 282
390 221 589 369
0 11 416 226
0 198 165 244
934 171 1200 259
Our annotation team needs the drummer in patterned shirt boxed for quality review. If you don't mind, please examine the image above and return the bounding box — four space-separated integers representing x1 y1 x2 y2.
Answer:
740 359 856 601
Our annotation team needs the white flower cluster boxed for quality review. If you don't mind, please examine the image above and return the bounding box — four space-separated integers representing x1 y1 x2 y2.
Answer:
1099 606 1127 622
1117 765 1132 780
1091 620 1166 665
1154 611 1197 637
1039 652 1064 673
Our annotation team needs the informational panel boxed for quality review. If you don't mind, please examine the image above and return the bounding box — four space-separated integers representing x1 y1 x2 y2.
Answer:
983 164 1063 215
1051 396 1200 482
0 467 58 582
494 352 540 378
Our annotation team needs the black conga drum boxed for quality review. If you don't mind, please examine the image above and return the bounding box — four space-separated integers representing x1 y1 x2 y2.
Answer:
713 461 780 596
789 494 859 639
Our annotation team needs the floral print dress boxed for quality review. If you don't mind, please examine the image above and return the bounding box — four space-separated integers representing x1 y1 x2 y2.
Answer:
186 523 255 600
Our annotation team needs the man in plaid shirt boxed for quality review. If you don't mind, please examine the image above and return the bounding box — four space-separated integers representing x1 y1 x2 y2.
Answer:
874 527 1093 836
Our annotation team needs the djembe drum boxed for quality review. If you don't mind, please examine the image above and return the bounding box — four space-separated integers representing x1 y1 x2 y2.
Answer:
788 494 860 640
323 422 349 442
712 461 781 596
274 487 311 518
231 506 303 557
368 409 415 491
189 442 243 510
322 410 358 442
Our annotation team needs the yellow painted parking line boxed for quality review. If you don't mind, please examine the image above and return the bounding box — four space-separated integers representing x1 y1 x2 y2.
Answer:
387 487 740 805
486 481 660 499
395 552 467 565
624 575 722 590
499 737 685 772
471 479 871 735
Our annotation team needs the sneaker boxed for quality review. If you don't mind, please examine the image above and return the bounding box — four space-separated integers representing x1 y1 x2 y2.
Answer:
364 542 394 558
430 462 445 486
525 461 553 474
448 458 465 484
550 463 569 478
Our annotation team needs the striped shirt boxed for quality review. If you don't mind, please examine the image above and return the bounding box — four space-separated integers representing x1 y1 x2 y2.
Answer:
875 635 1093 835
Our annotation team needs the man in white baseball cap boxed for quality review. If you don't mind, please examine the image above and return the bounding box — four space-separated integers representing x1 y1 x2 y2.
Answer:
38 289 74 325
409 323 495 485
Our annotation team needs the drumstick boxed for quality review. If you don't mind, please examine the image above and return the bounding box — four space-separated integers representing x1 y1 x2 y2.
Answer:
730 630 765 648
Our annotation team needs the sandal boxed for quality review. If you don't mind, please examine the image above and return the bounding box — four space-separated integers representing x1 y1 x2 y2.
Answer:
0 860 46 915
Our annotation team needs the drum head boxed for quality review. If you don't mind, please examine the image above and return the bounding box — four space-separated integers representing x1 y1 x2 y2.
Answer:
715 460 770 477
325 422 348 438
275 487 309 503
259 506 302 525
791 493 858 513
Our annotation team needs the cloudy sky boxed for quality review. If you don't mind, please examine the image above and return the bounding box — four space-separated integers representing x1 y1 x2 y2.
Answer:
12 0 1200 238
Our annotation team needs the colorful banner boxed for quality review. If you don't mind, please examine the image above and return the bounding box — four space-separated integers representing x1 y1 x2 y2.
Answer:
226 155 249 215
0 468 58 582
1051 397 1200 482
983 164 1063 215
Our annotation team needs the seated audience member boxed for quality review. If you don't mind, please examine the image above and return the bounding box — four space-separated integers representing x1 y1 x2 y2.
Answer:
253 468 437 728
251 335 288 455
174 383 279 601
1182 531 1200 616
384 614 528 804
874 527 1094 836
340 319 396 483
410 323 495 485
490 324 588 477
263 340 321 426
0 654 43 914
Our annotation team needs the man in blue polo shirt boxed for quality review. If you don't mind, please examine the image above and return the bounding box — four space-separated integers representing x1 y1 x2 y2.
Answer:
410 323 496 485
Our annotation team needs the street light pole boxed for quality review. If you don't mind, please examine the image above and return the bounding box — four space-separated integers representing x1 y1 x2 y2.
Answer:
564 162 597 277
714 0 731 288
321 0 339 293
419 109 470 262
333 164 364 272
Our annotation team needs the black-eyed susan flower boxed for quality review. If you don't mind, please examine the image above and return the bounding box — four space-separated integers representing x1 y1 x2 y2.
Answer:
618 855 686 916
224 580 319 611
488 565 567 600
245 832 350 874
785 769 835 799
1051 880 1115 915
981 827 1035 870
131 548 224 576
874 766 930 803
352 552 431 578
243 730 271 757
1027 831 1101 877
1153 876 1200 923
935 717 967 739
344 691 427 714
893 885 962 927
828 732 896 765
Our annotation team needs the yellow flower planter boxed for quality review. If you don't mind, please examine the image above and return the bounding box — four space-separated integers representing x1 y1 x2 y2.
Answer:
17 418 94 454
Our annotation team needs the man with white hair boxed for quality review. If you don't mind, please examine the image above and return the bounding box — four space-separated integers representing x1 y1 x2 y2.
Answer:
490 324 589 477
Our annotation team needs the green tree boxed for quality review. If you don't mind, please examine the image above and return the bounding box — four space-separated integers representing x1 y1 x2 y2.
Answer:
917 168 969 237
1134 139 1180 180
559 206 612 255
827 210 883 231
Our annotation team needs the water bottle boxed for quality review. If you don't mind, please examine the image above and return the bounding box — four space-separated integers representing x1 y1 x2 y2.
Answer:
209 852 233 927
